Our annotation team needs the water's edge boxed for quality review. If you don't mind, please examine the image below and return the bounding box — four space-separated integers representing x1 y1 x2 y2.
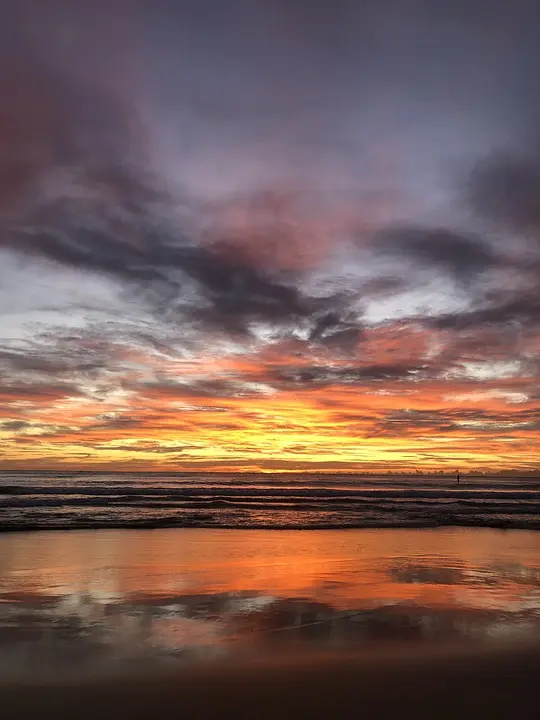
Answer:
1 519 540 532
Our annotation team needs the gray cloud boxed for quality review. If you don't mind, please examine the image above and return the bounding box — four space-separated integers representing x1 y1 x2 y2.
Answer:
468 152 540 236
128 376 273 400
2 143 361 352
0 17 364 348
270 363 428 388
425 292 540 331
374 226 500 282
0 381 83 400
0 347 104 376
366 407 540 439
0 420 31 432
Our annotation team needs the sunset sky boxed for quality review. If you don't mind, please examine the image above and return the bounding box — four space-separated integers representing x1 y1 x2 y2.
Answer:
1 0 540 473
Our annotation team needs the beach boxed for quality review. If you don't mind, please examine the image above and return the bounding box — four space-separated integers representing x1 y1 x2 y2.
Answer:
1 475 539 716
3 0 540 714
1 641 539 719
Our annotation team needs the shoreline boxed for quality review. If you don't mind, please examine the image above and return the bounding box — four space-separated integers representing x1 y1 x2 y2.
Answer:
1 519 540 533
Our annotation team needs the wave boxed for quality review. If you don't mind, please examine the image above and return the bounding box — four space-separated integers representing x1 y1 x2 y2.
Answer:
1 473 539 532
1 485 539 499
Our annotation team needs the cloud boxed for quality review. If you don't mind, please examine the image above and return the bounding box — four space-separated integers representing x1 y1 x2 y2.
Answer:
87 413 142 431
270 362 427 388
374 226 500 282
364 407 540 439
93 441 190 454
0 420 31 432
0 35 366 349
0 382 83 402
425 292 540 331
2 150 362 349
0 347 104 376
468 152 540 236
129 376 274 400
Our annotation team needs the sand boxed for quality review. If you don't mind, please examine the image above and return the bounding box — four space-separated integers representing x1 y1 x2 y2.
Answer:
0 641 537 719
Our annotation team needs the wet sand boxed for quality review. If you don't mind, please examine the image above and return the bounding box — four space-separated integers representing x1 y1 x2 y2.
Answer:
1 641 538 719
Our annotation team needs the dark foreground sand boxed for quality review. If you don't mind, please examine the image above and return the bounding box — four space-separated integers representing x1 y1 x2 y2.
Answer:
1 641 538 719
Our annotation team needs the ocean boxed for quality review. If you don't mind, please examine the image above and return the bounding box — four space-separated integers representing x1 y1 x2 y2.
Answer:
2 472 539 681
1 472 539 531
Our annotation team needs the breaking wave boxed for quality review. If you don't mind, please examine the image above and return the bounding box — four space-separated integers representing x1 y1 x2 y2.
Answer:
1 472 539 531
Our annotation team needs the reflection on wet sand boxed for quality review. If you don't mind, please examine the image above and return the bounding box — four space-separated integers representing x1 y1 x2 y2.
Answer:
0 527 539 678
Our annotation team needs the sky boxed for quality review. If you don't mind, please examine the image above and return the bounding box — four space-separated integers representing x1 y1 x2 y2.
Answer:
1 0 540 473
